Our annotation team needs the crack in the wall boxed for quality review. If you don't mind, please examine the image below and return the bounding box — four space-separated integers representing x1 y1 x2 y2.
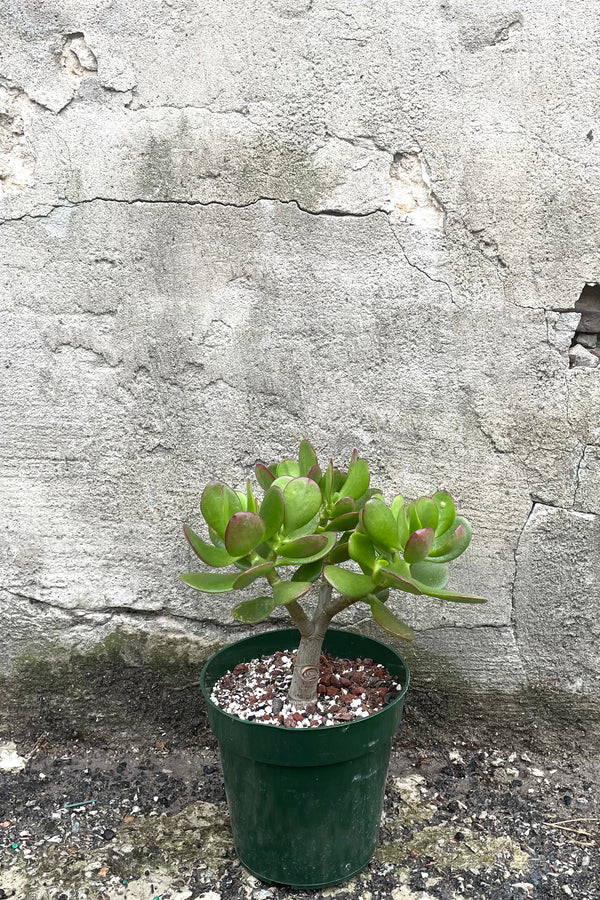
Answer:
4 588 251 633
386 217 455 304
0 195 383 228
509 499 536 648
0 195 457 305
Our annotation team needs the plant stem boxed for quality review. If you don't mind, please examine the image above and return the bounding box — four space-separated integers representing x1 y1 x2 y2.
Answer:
288 580 335 706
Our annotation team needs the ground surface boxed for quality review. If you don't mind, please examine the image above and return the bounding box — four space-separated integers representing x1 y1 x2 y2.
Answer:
0 653 598 900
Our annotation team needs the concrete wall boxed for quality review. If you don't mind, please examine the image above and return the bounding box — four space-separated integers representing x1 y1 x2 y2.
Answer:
1 1 599 700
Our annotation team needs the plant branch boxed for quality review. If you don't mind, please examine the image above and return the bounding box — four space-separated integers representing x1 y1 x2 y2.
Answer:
324 594 356 618
285 599 313 637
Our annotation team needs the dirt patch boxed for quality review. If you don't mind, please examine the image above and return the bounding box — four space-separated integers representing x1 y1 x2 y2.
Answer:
0 633 598 899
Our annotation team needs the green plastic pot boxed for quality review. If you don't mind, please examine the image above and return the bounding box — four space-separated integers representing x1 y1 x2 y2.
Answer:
201 627 410 888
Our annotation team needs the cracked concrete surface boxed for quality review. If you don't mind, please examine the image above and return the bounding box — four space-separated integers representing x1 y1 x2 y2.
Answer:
0 0 599 703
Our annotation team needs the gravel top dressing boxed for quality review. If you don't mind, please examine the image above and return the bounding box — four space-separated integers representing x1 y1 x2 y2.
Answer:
210 650 402 727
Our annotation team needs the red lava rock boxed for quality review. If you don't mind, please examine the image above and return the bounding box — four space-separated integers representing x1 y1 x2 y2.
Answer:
363 658 373 666
340 677 351 687
339 694 353 704
326 686 340 697
284 717 296 727
248 695 257 705
233 663 249 676
321 673 332 686
292 712 303 722
317 684 327 694
310 720 320 727
270 669 283 676
351 686 363 696
329 705 341 714
306 703 317 715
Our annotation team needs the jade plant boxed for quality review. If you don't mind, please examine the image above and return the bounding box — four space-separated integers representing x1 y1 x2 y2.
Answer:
181 442 485 706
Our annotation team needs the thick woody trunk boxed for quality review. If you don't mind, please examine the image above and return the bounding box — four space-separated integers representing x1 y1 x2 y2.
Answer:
287 581 333 706
285 580 353 707
288 628 327 706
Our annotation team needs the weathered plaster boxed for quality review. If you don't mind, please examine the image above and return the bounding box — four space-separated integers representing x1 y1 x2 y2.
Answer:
0 1 599 699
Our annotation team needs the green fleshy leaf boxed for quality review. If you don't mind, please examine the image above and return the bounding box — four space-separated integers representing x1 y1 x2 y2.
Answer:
259 485 285 540
321 460 335 501
342 457 370 500
332 468 347 492
332 496 356 517
328 541 350 564
232 596 278 624
180 572 238 593
428 519 472 562
277 459 300 477
348 532 376 574
433 491 456 536
391 494 405 520
201 482 242 538
405 501 421 535
362 498 400 549
412 582 486 604
403 527 435 564
233 562 275 589
298 440 318 475
376 566 422 595
321 512 359 532
246 479 257 514
307 464 322 483
183 525 235 567
208 527 226 549
416 497 439 531
273 580 313 605
324 565 375 599
236 490 247 511
291 560 323 583
272 475 294 490
369 595 415 641
224 512 266 557
284 512 320 541
355 488 384 511
409 560 449 590
277 532 336 563
283 477 323 533
255 463 275 491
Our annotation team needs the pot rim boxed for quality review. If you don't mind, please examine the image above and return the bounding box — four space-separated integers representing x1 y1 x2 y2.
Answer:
200 626 410 733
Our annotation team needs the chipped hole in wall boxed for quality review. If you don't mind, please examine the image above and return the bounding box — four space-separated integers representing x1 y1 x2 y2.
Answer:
569 284 600 369
61 33 98 89
389 152 444 228
0 86 35 193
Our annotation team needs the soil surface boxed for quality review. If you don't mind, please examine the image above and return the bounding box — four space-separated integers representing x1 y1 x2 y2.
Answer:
210 650 402 726
0 642 598 900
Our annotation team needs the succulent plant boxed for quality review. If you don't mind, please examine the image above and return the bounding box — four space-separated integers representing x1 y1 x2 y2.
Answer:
181 442 485 705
